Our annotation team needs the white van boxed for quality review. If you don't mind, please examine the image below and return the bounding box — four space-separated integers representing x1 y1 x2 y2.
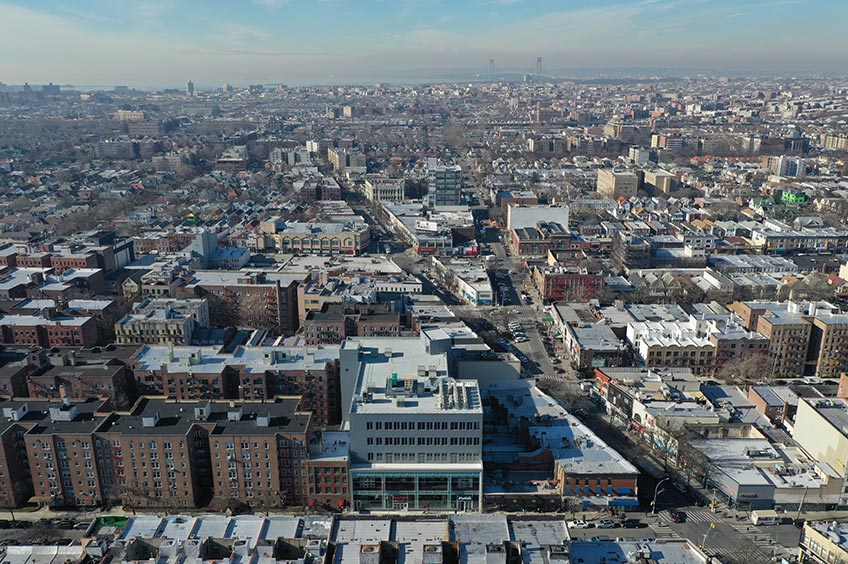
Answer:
750 510 780 526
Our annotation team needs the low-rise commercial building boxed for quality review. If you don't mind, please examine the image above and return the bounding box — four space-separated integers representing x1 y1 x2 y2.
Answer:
256 218 370 256
432 258 493 306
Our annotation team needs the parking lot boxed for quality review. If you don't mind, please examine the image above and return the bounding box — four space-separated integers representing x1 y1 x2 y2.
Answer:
0 517 90 546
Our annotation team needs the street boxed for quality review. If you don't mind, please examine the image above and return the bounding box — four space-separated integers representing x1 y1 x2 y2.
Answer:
386 201 798 564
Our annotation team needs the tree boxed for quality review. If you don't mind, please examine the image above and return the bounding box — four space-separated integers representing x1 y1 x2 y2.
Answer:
672 427 714 488
790 272 835 302
708 200 742 221
714 351 774 384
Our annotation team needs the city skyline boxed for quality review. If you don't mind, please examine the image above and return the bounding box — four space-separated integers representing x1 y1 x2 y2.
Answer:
2 0 847 87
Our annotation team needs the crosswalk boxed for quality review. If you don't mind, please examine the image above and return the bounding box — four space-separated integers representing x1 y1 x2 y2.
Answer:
646 522 679 539
653 510 780 564
703 545 773 564
656 507 719 524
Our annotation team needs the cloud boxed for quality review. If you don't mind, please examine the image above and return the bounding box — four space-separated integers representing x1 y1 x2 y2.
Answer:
55 7 114 23
252 0 288 8
0 0 845 86
400 28 465 49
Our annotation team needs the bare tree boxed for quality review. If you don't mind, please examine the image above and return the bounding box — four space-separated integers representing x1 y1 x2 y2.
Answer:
714 351 774 384
790 272 835 302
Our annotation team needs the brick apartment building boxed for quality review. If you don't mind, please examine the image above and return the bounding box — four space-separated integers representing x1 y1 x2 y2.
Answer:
129 345 342 427
0 396 321 509
532 264 604 302
302 303 401 346
133 232 198 255
49 252 99 274
730 300 848 377
175 271 304 336
0 312 99 348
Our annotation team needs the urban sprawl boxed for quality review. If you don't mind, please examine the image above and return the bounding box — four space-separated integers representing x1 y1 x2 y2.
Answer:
1 76 848 563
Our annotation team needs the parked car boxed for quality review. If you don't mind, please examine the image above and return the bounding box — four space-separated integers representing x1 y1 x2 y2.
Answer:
596 519 616 529
567 520 591 529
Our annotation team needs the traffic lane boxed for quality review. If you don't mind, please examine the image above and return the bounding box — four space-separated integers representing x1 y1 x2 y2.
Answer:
566 527 658 541
514 321 553 376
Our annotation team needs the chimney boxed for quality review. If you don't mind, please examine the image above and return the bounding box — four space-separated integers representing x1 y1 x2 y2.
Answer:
59 384 71 405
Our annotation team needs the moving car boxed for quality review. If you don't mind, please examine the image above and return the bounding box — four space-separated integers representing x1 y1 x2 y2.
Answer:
667 508 686 523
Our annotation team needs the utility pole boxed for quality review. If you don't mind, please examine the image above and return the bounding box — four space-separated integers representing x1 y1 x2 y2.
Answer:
795 485 809 523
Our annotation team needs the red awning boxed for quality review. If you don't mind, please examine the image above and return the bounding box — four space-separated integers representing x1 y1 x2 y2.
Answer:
309 499 317 508
338 499 346 509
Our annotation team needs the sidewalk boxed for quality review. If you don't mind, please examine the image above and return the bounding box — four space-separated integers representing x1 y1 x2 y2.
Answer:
0 505 135 522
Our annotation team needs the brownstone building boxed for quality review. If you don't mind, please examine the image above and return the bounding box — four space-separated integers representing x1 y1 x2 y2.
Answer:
0 404 37 507
15 254 52 268
204 397 311 509
730 300 847 377
26 362 137 410
306 431 350 510
96 399 214 509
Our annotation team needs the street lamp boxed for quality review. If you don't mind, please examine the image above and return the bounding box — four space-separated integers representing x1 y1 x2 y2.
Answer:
700 522 716 551
651 477 670 515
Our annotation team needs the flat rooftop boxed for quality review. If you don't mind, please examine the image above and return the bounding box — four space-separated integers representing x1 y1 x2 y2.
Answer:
569 540 709 564
131 344 340 374
347 338 482 416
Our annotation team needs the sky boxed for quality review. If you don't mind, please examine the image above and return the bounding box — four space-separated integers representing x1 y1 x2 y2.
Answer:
1 0 847 88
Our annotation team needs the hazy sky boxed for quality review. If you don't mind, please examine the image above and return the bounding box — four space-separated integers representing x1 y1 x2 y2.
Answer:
1 0 846 87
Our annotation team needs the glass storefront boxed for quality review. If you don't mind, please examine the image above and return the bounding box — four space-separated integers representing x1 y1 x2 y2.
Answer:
352 470 481 511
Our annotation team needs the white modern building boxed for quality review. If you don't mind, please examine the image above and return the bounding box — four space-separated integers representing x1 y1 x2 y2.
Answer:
340 337 484 512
